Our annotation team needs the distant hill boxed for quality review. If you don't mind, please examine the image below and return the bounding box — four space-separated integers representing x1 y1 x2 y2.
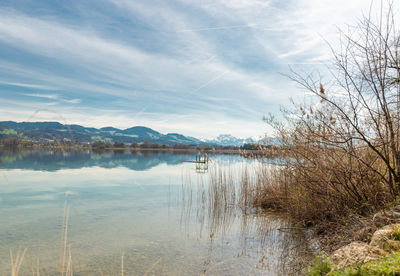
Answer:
0 121 204 145
0 121 276 146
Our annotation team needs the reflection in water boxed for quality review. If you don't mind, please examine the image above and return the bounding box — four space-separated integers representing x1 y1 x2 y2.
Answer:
196 162 209 174
195 152 209 174
0 148 189 171
0 149 312 275
0 149 245 171
181 163 314 275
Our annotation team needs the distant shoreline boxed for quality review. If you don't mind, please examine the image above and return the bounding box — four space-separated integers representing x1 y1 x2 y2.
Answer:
0 143 275 156
102 147 250 154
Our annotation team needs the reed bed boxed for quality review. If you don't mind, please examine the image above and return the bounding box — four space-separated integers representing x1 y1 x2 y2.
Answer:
180 160 314 275
180 161 288 237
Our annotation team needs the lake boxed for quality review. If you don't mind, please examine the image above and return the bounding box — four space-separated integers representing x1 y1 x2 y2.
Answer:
0 149 312 275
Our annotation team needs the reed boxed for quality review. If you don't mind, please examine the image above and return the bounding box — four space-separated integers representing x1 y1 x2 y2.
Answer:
181 161 314 274
121 253 124 276
204 162 284 211
56 197 72 276
142 257 162 276
181 162 279 236
9 247 27 276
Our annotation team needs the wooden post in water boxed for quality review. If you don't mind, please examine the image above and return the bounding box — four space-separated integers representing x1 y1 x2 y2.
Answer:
193 151 208 173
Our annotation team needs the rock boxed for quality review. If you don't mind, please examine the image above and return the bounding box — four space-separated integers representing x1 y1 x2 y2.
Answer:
305 228 322 254
370 224 400 251
328 241 387 269
373 210 400 227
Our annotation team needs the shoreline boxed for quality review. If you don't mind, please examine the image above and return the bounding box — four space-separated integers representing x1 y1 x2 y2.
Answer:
0 144 276 155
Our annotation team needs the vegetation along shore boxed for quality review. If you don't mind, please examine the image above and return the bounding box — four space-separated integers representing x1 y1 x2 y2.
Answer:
259 3 400 274
177 2 400 274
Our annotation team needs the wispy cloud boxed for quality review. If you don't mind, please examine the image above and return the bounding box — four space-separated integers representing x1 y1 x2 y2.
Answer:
23 93 59 100
63 98 81 104
175 23 258 33
23 93 81 104
0 0 382 137
0 80 56 90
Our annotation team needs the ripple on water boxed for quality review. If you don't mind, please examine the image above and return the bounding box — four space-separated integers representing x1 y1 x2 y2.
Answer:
0 149 313 275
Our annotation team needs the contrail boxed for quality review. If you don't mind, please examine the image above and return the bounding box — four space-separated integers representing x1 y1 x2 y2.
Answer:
129 104 149 122
176 23 258 33
187 71 229 96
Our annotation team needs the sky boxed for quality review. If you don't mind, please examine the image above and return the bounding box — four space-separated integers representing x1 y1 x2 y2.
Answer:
0 0 380 139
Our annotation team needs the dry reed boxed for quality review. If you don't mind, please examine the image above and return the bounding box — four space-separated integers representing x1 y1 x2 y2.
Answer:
121 253 124 276
59 200 71 275
9 247 27 276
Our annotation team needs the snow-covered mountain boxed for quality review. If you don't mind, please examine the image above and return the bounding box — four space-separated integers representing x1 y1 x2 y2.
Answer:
205 134 281 147
206 134 258 146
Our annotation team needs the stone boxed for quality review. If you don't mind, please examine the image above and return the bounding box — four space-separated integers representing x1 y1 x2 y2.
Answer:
370 223 400 251
328 241 387 269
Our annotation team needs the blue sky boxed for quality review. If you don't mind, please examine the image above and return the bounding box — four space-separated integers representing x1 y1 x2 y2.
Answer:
0 0 375 138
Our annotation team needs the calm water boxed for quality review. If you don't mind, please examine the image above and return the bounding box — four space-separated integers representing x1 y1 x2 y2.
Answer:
0 149 312 275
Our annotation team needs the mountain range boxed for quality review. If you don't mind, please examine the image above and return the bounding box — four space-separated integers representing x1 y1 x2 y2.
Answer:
0 121 263 146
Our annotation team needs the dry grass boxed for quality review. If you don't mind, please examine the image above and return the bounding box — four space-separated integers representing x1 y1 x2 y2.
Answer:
181 161 316 274
181 152 391 252
258 1 400 244
181 162 287 234
9 247 27 276
142 257 162 276
59 200 70 275
121 254 124 276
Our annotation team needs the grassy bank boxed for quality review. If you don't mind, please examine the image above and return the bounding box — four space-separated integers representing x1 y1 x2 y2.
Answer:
309 252 400 276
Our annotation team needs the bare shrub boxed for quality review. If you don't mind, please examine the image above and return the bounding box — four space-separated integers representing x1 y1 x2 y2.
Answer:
264 2 400 225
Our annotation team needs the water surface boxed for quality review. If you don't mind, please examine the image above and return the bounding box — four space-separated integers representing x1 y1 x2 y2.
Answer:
0 149 312 275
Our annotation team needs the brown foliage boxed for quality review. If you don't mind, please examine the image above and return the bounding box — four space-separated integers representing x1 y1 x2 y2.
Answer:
263 2 400 225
